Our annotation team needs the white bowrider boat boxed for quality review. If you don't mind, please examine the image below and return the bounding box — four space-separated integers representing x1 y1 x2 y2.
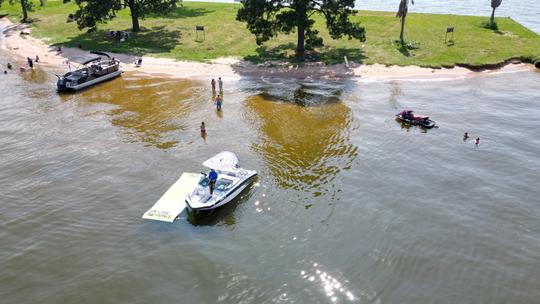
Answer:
186 151 257 212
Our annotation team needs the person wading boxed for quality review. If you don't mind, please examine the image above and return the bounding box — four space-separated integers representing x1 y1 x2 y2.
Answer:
211 78 216 93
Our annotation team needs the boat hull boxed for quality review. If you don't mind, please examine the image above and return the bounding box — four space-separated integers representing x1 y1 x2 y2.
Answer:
186 172 257 213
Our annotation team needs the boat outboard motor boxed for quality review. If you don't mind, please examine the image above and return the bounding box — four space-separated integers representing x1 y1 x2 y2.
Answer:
56 75 67 91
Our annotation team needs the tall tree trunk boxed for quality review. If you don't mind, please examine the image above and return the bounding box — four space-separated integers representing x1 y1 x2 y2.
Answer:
490 8 496 24
40 0 45 7
399 15 406 44
296 24 305 59
126 0 140 32
20 0 29 23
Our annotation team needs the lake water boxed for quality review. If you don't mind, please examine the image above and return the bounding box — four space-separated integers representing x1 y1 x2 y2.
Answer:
2 43 540 303
354 0 540 34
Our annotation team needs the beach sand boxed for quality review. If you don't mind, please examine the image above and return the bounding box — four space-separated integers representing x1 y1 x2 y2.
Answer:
1 18 534 81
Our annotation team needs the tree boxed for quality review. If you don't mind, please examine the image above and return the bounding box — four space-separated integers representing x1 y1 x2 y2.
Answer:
490 0 502 25
0 0 32 22
72 0 179 32
236 0 365 59
396 0 414 44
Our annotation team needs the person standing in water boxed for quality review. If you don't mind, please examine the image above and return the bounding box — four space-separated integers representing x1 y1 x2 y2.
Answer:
215 94 223 111
218 77 223 92
27 57 33 69
200 122 206 134
475 137 480 146
211 78 216 93
463 132 469 141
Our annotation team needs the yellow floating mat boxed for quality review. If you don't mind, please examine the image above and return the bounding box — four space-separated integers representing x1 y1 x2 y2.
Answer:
142 172 202 222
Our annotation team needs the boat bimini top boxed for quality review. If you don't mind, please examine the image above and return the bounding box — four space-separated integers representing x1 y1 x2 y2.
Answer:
202 151 240 172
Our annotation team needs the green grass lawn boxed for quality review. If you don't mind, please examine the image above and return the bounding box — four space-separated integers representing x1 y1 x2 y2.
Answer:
2 1 539 67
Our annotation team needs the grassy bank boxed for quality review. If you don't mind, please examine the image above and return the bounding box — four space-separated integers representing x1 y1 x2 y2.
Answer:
2 1 539 67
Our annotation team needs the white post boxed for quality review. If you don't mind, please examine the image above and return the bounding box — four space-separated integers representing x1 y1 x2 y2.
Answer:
344 56 350 69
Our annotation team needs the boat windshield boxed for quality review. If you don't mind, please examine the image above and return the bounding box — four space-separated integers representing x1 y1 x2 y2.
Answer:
199 176 209 187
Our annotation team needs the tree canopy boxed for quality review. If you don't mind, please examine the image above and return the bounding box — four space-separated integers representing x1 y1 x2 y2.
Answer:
71 0 179 32
236 0 366 59
490 0 502 24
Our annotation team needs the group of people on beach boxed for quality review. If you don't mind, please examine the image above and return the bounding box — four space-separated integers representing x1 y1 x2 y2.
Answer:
200 77 225 138
3 54 40 74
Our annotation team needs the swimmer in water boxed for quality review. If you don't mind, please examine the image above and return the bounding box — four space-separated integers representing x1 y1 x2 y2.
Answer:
463 132 469 141
475 137 480 145
200 122 206 133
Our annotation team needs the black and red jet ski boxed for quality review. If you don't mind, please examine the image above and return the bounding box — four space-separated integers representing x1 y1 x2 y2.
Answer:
396 110 436 128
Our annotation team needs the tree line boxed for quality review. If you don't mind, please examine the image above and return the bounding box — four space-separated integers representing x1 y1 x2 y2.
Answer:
1 0 505 60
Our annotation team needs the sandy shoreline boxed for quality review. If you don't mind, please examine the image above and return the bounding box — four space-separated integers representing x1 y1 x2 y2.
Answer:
0 18 535 81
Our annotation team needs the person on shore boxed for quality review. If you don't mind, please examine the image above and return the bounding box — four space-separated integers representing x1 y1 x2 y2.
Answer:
211 78 216 93
35 55 39 63
136 57 143 66
200 122 206 134
218 77 223 92
7 62 12 69
208 169 218 194
215 94 223 111
27 57 33 69
475 137 480 145
463 132 469 141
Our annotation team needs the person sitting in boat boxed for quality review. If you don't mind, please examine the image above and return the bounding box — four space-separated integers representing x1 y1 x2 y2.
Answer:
208 169 218 194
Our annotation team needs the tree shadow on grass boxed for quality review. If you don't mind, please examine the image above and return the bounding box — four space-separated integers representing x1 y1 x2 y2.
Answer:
150 6 215 19
243 43 296 63
317 47 367 65
53 26 181 56
243 43 367 65
479 21 504 35
397 43 411 57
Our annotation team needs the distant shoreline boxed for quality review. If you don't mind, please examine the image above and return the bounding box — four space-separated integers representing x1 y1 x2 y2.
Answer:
0 18 536 81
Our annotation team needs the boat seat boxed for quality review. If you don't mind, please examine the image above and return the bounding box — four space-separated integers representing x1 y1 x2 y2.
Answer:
215 178 233 191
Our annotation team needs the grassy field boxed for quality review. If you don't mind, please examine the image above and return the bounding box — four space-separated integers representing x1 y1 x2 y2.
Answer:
1 1 539 67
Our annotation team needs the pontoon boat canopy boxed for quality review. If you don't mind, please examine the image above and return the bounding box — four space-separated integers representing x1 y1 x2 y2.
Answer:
202 151 240 172
82 57 102 65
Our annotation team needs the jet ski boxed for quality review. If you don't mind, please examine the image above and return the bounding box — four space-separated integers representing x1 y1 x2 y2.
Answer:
396 110 436 128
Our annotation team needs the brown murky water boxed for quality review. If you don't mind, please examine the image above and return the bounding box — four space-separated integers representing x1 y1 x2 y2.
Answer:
2 47 540 303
